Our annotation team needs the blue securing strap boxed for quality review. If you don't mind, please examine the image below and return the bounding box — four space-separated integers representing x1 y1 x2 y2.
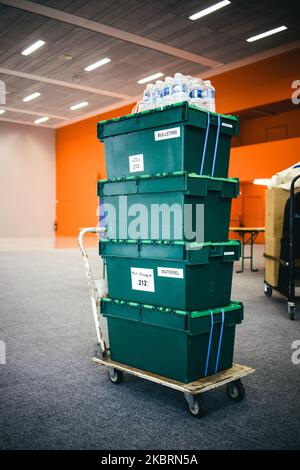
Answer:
200 112 210 175
215 309 225 373
211 114 221 177
204 311 214 376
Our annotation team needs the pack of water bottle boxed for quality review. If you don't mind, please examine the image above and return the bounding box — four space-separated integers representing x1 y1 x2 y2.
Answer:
137 73 216 113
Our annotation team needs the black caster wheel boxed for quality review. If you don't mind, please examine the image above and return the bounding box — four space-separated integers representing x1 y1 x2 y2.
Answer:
288 304 296 321
226 379 245 402
264 284 273 298
94 343 107 359
184 393 204 418
108 368 124 384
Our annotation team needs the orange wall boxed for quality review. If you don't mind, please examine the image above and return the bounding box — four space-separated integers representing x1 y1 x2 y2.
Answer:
229 137 300 243
230 182 266 243
229 137 300 181
56 48 300 237
232 108 300 147
210 48 300 114
56 104 132 235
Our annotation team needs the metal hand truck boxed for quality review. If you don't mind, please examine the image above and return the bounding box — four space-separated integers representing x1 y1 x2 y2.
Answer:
79 227 255 417
264 175 300 320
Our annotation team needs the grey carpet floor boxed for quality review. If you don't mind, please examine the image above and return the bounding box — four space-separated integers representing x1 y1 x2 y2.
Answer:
0 246 299 450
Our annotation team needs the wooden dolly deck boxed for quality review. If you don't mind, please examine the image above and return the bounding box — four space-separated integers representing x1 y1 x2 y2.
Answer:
93 356 255 417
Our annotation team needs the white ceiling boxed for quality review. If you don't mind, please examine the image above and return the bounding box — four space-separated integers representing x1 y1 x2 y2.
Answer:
0 0 299 128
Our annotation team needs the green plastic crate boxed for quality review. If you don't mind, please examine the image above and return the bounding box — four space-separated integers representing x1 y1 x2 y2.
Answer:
101 298 243 383
97 102 239 179
100 240 240 311
98 172 239 243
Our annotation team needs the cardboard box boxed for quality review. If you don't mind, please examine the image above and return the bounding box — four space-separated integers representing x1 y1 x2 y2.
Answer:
265 187 300 237
264 234 300 287
265 235 281 286
265 235 281 258
265 258 279 287
265 188 289 237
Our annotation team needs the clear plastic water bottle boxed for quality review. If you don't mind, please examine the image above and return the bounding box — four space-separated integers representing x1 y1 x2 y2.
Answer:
162 76 173 107
203 80 216 112
172 73 188 104
138 94 146 112
137 99 144 112
142 84 155 110
186 76 193 104
149 84 156 110
189 78 205 109
153 80 164 108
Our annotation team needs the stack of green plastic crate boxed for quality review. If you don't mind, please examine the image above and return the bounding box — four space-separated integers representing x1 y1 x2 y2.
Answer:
97 102 242 384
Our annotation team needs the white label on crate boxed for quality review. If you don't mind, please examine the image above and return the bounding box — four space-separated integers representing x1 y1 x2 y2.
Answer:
129 154 144 173
224 251 235 256
157 267 184 279
154 126 181 141
222 122 233 128
131 267 155 292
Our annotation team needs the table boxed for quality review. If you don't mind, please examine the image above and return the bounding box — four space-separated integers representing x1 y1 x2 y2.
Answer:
230 227 265 273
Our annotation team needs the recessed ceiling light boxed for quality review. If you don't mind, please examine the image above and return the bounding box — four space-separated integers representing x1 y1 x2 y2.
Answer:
70 101 89 111
23 92 41 102
34 116 49 124
0 109 5 115
137 72 164 84
246 26 287 42
21 40 45 56
84 57 111 72
189 0 231 21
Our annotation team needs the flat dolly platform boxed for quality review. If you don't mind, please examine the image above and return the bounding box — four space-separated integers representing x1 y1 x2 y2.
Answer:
93 356 255 417
79 226 255 418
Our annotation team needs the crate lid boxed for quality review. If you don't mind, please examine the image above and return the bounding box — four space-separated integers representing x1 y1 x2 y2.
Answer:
98 171 239 199
97 102 239 140
101 298 243 334
99 239 240 264
102 297 242 317
99 171 238 185
100 238 239 246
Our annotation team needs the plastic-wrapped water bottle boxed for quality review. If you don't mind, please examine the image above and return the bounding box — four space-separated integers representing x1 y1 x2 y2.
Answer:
162 76 173 107
186 75 193 103
142 84 155 111
138 93 146 112
172 73 188 104
203 80 216 112
153 80 164 108
189 78 205 109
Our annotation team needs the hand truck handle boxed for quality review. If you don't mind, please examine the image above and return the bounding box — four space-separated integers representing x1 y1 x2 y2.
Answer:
78 227 107 354
289 175 300 299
